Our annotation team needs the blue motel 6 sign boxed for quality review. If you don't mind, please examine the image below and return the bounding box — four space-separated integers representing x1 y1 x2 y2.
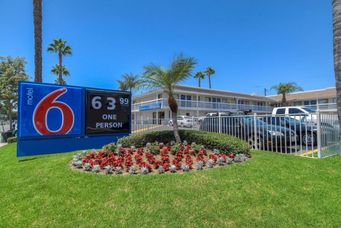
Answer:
17 82 131 157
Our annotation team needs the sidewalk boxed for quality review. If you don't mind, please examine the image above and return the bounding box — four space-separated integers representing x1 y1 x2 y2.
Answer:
0 143 7 148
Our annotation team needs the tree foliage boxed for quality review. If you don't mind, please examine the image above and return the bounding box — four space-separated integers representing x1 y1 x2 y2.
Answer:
0 57 29 128
194 71 205 87
51 64 69 85
204 66 215 89
142 54 197 142
117 73 140 91
271 82 303 104
47 38 72 85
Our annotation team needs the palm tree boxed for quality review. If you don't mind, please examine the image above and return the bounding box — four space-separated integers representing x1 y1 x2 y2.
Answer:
142 55 197 142
47 38 72 84
117 73 140 91
271 82 303 104
33 0 42 82
204 66 215 89
333 0 341 132
51 64 69 85
117 80 129 91
194 71 205 87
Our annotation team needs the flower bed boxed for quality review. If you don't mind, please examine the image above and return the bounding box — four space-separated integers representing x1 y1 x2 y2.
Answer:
117 130 250 156
71 141 249 175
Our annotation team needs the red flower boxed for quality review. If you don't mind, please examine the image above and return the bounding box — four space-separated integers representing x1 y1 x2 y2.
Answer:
185 155 193 168
154 160 162 169
209 154 217 162
163 163 170 171
134 153 143 164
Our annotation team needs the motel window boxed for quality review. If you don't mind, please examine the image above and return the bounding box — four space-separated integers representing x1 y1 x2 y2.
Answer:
318 99 328 104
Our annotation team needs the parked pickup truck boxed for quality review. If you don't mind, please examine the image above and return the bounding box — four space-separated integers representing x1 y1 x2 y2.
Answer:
199 115 296 149
272 106 317 123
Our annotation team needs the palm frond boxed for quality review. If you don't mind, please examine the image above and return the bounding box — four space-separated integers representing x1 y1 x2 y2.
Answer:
51 64 70 76
142 54 197 95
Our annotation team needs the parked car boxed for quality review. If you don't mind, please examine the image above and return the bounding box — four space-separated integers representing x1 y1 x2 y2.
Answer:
168 116 194 128
205 112 232 117
272 106 317 123
200 115 296 149
260 116 318 146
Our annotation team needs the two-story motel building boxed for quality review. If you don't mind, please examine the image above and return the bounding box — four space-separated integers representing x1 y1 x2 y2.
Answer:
132 85 274 124
132 85 337 124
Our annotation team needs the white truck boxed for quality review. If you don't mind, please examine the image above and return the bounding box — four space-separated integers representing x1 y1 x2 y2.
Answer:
272 106 317 123
168 116 194 128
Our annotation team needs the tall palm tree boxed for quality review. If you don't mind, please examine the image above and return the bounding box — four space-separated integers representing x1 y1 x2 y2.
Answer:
142 55 197 142
117 80 129 91
204 66 215 89
271 82 303 104
51 64 69 85
194 71 205 87
33 0 42 82
333 0 341 132
47 38 72 84
117 73 140 91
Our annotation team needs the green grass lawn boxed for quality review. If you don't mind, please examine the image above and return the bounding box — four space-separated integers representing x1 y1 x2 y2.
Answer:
1 144 341 227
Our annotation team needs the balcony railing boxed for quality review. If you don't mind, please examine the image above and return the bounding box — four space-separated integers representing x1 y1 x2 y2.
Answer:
132 99 338 114
133 98 273 112
303 103 337 111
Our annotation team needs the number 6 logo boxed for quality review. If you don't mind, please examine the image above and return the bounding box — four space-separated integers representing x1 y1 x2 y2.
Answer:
33 88 74 135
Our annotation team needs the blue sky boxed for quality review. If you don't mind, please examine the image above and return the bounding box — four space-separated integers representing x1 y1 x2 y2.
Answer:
0 0 334 95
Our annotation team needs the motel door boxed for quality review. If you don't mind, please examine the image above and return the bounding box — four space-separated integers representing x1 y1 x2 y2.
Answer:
158 112 165 125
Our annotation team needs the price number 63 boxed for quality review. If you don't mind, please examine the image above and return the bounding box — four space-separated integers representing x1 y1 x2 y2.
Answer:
91 96 129 110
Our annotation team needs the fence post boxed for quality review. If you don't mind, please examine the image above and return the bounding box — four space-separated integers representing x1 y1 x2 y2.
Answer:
316 110 322 158
218 112 222 133
253 113 258 150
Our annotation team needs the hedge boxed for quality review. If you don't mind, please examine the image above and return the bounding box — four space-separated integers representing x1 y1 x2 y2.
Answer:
7 137 17 143
1 131 15 142
117 130 250 156
7 137 17 144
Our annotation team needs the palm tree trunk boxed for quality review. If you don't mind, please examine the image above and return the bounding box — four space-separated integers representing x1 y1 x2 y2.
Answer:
58 52 62 84
198 78 201 87
281 93 286 105
208 75 211 89
333 0 341 140
33 0 42 83
168 95 181 142
171 111 181 142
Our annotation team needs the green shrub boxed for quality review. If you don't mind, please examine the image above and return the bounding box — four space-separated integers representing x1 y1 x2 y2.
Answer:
7 137 17 144
1 131 15 142
117 130 250 156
